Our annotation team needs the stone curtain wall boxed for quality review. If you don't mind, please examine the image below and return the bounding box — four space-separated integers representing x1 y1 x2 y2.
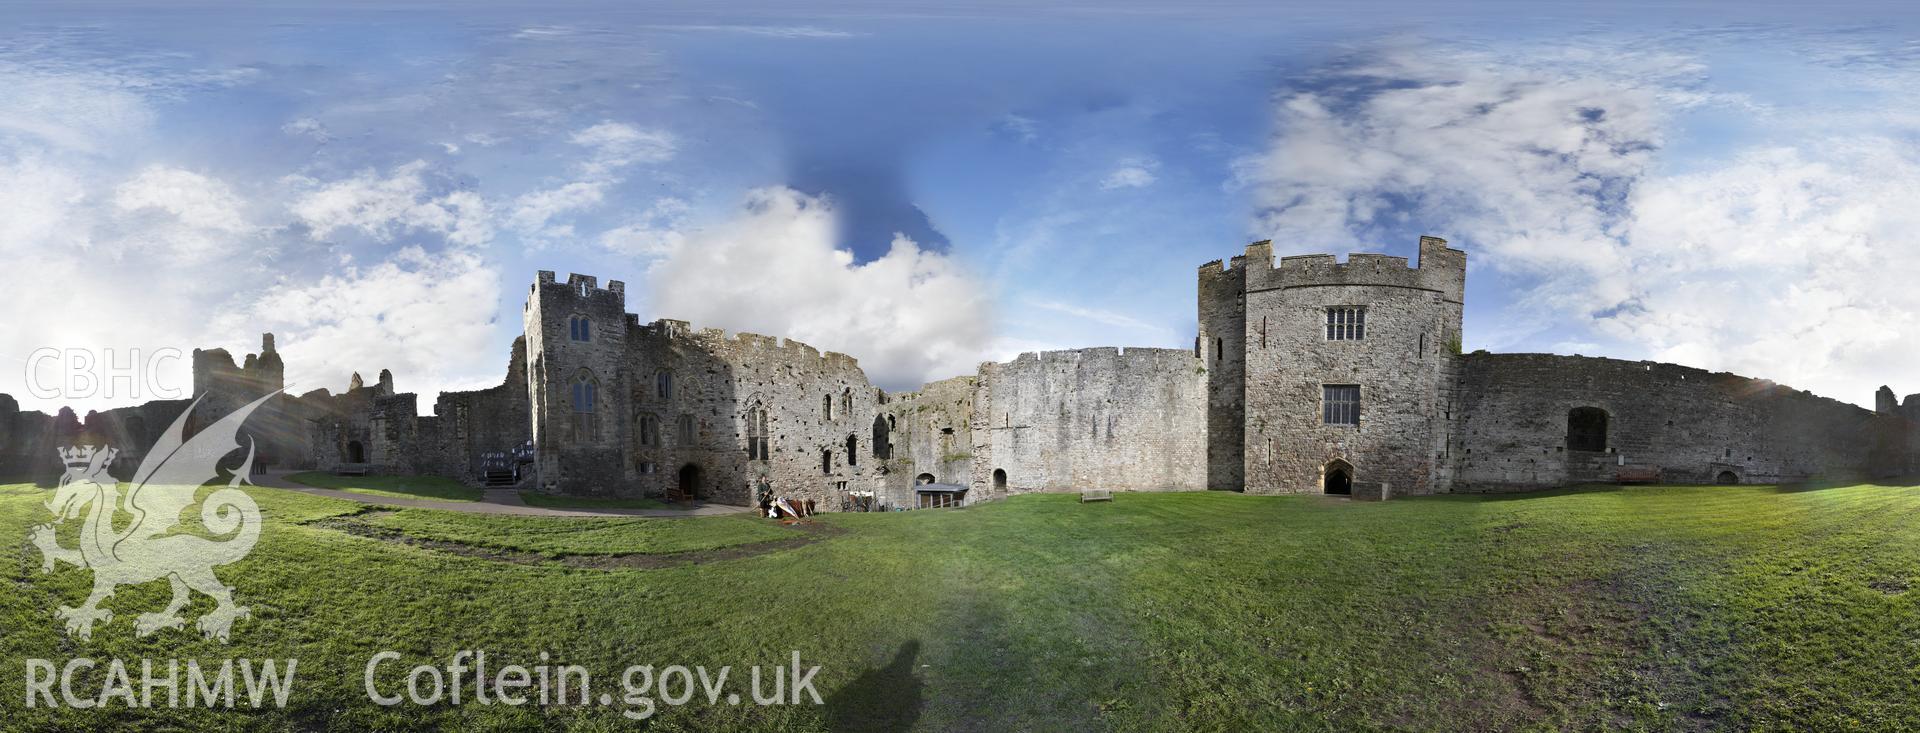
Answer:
975 347 1208 493
1450 354 1881 489
1236 237 1466 497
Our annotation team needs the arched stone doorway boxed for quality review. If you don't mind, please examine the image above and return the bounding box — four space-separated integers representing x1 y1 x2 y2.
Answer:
1716 470 1739 485
992 468 1007 492
915 473 936 486
346 440 365 463
1323 460 1353 496
678 464 703 500
1567 407 1608 452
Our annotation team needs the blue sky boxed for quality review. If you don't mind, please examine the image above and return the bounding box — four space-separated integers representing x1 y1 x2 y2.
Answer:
6 1 1920 414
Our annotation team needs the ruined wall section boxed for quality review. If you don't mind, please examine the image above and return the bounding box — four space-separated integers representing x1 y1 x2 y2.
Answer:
1241 236 1465 497
1198 246 1250 490
880 376 979 508
0 396 71 483
620 320 880 508
412 337 532 483
1452 353 1879 488
975 347 1207 494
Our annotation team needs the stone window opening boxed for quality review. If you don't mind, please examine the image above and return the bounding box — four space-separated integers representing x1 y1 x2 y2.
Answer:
823 394 834 421
821 448 833 475
846 434 858 466
1419 331 1426 357
745 405 770 461
1259 317 1268 349
637 413 661 447
569 315 592 342
1567 407 1608 452
872 415 891 460
570 370 599 439
676 414 695 445
1214 337 1223 362
1326 306 1366 340
655 370 673 401
1323 385 1360 425
841 388 853 418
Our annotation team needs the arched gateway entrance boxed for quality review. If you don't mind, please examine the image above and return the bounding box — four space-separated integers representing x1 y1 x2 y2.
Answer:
1323 460 1353 496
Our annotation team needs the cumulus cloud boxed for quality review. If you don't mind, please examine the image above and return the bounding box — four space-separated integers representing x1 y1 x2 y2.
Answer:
644 187 994 389
1237 40 1920 404
222 247 504 397
289 160 493 246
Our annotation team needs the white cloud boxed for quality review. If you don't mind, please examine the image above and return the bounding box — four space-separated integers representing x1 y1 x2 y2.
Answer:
224 247 504 398
509 181 606 235
115 166 252 233
570 121 676 177
1099 157 1159 190
289 160 493 246
1238 40 1920 405
598 198 689 256
644 187 994 389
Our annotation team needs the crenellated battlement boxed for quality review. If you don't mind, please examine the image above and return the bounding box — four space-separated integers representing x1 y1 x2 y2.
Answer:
1202 235 1465 302
996 346 1202 371
531 271 626 305
631 318 863 371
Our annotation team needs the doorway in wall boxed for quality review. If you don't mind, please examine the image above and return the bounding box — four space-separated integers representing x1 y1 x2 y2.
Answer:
678 463 704 500
1323 460 1353 496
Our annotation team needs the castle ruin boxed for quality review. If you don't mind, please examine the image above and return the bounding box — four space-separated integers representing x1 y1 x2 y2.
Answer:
5 236 1916 506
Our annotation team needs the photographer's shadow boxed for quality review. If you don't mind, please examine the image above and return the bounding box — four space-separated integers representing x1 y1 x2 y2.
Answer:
825 639 925 732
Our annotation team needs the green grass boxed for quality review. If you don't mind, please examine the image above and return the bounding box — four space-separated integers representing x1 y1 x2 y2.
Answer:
360 508 793 556
286 471 485 502
1 481 1916 730
516 491 682 511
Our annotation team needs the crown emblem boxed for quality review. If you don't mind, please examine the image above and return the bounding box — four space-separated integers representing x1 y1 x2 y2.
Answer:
60 445 107 466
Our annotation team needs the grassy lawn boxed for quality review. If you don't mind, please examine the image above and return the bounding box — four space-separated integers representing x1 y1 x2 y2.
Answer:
2 481 1916 730
286 471 485 502
517 491 684 511
360 508 794 556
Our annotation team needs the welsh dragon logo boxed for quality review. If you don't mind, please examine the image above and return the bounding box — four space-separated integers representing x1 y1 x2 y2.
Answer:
29 391 278 642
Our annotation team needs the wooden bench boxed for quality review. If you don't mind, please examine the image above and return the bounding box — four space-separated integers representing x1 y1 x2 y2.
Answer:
1616 465 1661 484
1080 489 1112 503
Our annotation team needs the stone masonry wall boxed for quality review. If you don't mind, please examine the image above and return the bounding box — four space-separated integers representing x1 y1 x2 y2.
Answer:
1450 353 1881 489
880 376 980 508
975 347 1207 493
1198 248 1248 491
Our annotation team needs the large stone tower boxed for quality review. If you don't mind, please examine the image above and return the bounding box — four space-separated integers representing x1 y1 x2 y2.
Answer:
524 271 630 493
1207 236 1465 497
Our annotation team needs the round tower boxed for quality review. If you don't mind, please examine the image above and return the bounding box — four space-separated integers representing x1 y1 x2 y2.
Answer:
1235 235 1465 498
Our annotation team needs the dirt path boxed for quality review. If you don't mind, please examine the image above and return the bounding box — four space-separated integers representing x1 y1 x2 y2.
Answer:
255 470 752 518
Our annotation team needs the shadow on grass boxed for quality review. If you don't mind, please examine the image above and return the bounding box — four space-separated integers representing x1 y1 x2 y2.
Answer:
826 640 925 733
